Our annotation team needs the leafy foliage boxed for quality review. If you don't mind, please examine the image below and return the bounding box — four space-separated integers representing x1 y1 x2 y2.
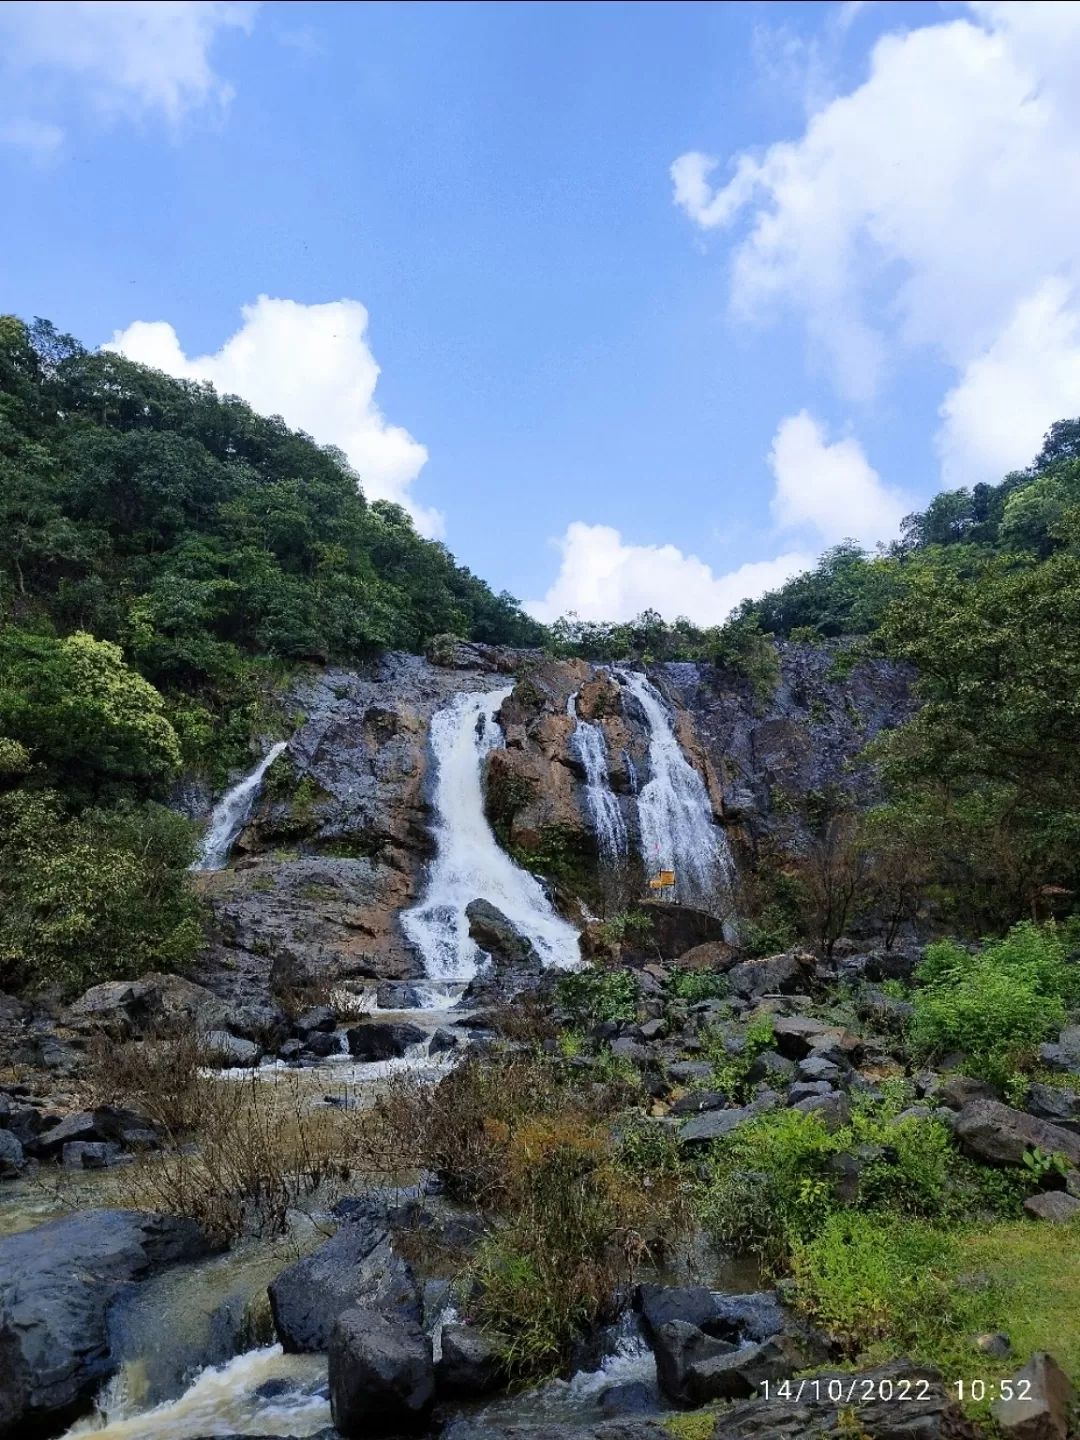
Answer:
909 923 1079 1082
0 790 203 994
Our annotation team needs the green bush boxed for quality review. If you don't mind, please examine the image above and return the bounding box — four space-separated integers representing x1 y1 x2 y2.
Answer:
555 967 638 1025
791 1213 967 1355
665 965 730 1003
0 790 204 995
910 923 1078 1082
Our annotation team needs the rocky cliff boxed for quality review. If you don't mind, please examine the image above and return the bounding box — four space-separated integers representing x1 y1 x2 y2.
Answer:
185 642 913 1015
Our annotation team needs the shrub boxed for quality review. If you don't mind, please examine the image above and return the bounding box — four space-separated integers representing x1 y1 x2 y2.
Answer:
910 922 1077 1082
665 966 730 1003
555 967 638 1025
0 790 204 995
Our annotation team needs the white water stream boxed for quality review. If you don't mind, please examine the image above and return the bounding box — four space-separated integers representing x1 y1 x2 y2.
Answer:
401 688 580 981
568 690 627 863
618 669 733 909
191 742 289 872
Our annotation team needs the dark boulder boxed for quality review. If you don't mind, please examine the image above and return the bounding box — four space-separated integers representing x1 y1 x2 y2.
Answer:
635 1283 717 1339
670 1090 728 1116
30 1111 100 1157
377 983 424 1010
771 1016 860 1062
621 903 726 964
92 1105 161 1150
346 1022 426 1062
1023 1191 1080 1223
709 1360 979 1439
465 900 543 980
953 1100 1080 1168
435 1324 507 1398
727 954 812 1002
329 1307 434 1437
938 1074 1000 1110
268 1213 420 1352
0 1130 25 1178
0 1209 213 1438
1025 1084 1080 1132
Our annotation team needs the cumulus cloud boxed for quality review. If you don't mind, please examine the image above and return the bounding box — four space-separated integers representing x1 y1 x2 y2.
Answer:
769 411 911 546
672 1 1080 473
524 523 812 626
0 1 257 145
938 280 1080 487
108 296 442 537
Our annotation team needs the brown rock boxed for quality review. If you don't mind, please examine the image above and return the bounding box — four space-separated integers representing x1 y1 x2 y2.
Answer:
992 1352 1073 1440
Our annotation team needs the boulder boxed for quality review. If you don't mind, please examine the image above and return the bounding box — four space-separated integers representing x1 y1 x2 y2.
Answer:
61 973 231 1040
710 1360 979 1440
727 954 812 1002
677 941 739 972
294 1006 337 1035
376 983 424 1011
679 1103 761 1146
623 903 726 963
670 1090 729 1116
746 1050 796 1085
202 1032 261 1068
435 1324 507 1398
0 1209 213 1438
61 1142 120 1170
953 1100 1080 1169
651 1319 742 1405
939 1074 1000 1110
635 1284 718 1339
329 1307 434 1437
797 1055 844 1085
667 1061 714 1084
992 1352 1073 1440
31 1111 101 1157
465 900 543 981
0 1130 24 1178
429 1028 459 1055
346 1022 426 1062
92 1105 161 1150
302 1032 341 1059
268 1213 420 1352
1025 1084 1080 1132
788 1081 835 1106
1023 1191 1080 1223
793 1092 851 1131
771 1015 860 1062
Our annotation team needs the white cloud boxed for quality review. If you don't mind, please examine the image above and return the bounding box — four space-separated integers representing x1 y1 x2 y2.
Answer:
672 1 1080 467
0 118 64 155
524 522 812 626
107 296 442 537
938 280 1080 486
768 411 911 546
0 1 256 143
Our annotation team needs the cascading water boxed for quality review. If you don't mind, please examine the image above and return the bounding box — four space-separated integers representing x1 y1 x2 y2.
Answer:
191 741 288 872
401 688 580 981
567 690 627 863
618 669 733 909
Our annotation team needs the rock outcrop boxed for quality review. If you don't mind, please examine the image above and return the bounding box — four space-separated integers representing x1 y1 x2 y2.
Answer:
0 1209 213 1438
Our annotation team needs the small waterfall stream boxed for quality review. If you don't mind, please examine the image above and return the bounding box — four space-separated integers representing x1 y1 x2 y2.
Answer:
401 688 580 981
568 690 627 863
618 669 733 909
191 742 288 872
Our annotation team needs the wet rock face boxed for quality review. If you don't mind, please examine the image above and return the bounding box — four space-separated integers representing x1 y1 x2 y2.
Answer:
189 655 515 999
0 1209 214 1438
654 644 915 860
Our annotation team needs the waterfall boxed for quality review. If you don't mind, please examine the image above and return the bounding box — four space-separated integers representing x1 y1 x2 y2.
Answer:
618 669 733 909
191 742 288 872
568 690 627 863
401 688 580 981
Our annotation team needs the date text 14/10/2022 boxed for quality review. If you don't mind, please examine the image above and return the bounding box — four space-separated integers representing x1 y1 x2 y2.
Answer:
759 1378 1034 1404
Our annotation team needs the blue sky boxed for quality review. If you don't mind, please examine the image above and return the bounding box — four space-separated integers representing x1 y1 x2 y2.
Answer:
3 1 1079 623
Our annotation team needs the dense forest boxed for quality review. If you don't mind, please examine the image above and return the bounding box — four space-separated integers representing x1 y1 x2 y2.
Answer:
2 310 1079 994
0 314 541 993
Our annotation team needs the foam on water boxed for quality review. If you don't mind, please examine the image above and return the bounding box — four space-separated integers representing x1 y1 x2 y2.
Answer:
64 1345 329 1438
401 687 580 981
